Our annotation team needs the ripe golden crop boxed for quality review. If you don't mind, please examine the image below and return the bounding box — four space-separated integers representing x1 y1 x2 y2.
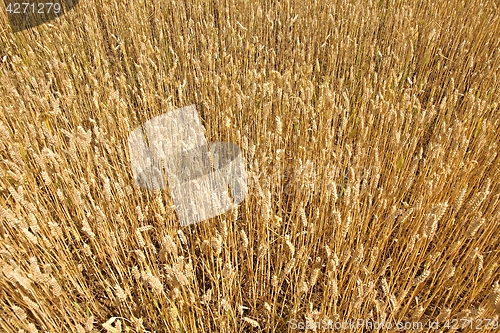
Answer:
1 0 499 332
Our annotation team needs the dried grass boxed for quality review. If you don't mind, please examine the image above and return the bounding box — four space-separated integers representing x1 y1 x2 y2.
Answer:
1 0 500 331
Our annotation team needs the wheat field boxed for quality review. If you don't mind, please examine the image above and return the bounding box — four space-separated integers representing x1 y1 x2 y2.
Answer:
1 0 500 332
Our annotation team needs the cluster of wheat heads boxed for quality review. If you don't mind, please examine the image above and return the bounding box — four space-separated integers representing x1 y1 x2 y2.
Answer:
1 0 500 332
